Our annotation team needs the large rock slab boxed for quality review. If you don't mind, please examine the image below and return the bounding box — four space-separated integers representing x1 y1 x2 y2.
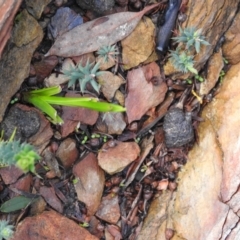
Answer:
0 9 43 122
138 62 240 239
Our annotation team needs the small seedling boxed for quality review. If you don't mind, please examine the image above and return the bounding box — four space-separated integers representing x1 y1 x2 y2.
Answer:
219 70 225 83
63 59 104 93
170 27 210 75
195 74 204 82
169 49 198 74
172 27 210 53
0 220 14 240
23 86 126 125
79 222 89 228
97 44 119 63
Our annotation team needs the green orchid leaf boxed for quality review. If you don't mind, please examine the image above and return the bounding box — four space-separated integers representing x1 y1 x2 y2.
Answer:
0 196 38 213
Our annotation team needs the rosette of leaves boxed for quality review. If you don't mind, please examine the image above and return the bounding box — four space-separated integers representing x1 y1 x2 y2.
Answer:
0 140 40 173
172 27 210 53
97 44 119 63
169 48 198 74
0 220 14 240
63 59 103 93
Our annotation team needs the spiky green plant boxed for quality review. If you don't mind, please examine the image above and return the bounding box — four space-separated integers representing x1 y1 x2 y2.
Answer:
97 44 119 63
23 86 126 125
0 220 14 240
169 49 198 74
63 59 104 93
172 27 210 53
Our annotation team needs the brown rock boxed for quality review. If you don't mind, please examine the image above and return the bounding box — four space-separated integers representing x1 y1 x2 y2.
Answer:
222 11 240 65
122 17 156 70
98 140 140 174
25 0 51 19
56 138 79 168
0 0 22 59
11 210 98 240
73 153 105 216
97 71 125 101
96 194 120 224
0 9 43 122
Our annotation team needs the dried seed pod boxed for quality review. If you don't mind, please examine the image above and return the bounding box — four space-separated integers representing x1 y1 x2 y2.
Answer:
163 107 194 148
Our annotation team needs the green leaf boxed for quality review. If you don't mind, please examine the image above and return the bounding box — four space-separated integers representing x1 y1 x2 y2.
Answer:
28 86 61 96
0 196 37 213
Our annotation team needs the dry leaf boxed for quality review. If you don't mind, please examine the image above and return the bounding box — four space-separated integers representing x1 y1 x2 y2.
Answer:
125 62 167 123
46 4 160 57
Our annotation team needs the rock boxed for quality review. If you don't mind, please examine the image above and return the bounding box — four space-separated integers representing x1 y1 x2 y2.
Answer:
0 104 41 141
142 61 240 239
76 0 115 14
122 18 156 70
0 9 43 122
222 11 240 65
96 194 120 224
73 153 105 216
163 108 194 148
97 71 125 101
0 0 22 59
98 140 140 174
11 210 98 240
56 138 79 168
0 104 53 153
25 0 51 19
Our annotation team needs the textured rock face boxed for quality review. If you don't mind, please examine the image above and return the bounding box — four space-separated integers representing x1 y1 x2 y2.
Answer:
0 10 43 122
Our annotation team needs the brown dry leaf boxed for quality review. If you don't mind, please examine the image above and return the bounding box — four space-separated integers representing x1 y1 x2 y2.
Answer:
73 152 105 216
39 186 63 213
45 4 160 57
60 92 99 137
97 71 125 101
125 62 167 123
98 140 140 175
121 17 156 70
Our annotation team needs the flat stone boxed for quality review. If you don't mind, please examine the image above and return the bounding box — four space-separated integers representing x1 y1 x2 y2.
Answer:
0 9 43 122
